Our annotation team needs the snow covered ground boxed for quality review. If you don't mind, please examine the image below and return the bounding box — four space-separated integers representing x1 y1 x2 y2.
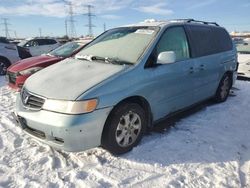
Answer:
0 76 250 188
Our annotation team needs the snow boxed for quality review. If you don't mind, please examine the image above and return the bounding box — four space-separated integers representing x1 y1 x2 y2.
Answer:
238 53 250 79
0 76 250 188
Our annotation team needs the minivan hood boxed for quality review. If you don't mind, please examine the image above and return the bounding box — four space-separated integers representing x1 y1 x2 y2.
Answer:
25 58 127 100
8 55 61 72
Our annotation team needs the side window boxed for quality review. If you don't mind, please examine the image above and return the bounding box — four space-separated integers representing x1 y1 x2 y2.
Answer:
24 40 39 47
156 27 190 62
37 39 48 46
49 39 57 45
187 26 215 57
187 26 233 58
44 39 57 45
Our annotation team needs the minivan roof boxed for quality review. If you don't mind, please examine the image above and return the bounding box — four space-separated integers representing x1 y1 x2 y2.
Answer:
122 19 220 28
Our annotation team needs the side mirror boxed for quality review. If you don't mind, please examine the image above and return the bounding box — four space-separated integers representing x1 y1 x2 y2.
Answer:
157 51 176 64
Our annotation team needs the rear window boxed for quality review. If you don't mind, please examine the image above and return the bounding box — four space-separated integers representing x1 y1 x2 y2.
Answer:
187 25 233 58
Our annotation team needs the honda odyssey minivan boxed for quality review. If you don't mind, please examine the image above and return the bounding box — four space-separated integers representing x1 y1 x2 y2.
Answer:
14 19 237 155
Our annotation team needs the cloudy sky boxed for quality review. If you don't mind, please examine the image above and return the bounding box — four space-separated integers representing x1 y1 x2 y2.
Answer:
0 0 250 38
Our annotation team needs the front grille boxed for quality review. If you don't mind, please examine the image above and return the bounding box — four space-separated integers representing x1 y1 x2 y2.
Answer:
7 71 17 84
21 88 45 110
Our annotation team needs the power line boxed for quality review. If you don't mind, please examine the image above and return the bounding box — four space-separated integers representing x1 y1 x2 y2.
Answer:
1 18 11 38
84 5 95 37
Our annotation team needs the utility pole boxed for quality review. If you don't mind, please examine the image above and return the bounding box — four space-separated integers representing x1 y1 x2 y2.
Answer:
65 19 68 37
1 18 11 39
103 23 106 32
67 2 76 39
39 28 42 37
14 31 17 39
84 5 95 37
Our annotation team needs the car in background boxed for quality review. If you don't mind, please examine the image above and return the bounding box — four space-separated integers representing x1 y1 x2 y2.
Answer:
18 38 61 57
7 40 89 90
0 37 31 75
236 41 250 79
14 19 237 155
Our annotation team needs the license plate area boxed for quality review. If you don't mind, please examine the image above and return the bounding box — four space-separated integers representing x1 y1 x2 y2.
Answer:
12 113 46 139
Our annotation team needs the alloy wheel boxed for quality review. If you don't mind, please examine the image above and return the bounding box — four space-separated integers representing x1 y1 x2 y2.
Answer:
220 76 230 99
115 111 142 147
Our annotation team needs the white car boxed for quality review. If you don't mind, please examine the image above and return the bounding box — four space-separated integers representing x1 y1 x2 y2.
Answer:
236 42 250 79
18 38 61 57
0 37 21 75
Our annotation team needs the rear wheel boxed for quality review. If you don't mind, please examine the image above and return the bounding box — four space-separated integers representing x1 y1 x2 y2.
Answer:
102 103 147 155
214 74 232 102
0 58 10 76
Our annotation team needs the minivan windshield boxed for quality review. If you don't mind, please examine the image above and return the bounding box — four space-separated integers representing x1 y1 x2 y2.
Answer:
236 42 250 54
76 27 159 64
48 41 82 58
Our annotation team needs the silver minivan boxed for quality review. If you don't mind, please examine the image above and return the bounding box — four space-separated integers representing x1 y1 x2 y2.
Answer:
14 19 237 154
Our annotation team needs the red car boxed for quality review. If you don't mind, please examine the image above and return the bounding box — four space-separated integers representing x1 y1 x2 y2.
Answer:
7 41 88 91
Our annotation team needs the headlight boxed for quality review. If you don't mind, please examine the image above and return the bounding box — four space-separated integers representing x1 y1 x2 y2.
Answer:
19 67 43 75
43 99 98 114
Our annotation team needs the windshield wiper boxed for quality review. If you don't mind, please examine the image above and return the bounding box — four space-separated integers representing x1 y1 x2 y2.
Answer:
92 56 133 65
110 58 134 65
75 55 133 65
91 56 113 64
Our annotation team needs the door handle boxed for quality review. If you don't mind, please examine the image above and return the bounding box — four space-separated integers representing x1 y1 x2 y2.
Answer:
189 67 194 74
199 64 205 71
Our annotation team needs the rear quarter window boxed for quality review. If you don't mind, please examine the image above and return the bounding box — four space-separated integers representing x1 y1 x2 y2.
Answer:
212 27 233 53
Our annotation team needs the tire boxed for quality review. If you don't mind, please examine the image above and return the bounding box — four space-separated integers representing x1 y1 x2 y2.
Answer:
214 74 232 103
0 58 10 76
102 103 147 155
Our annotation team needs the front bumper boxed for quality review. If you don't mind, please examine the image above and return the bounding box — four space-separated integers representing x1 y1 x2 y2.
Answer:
15 94 112 152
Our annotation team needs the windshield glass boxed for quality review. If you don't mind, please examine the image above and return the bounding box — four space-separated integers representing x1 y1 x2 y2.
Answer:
49 41 82 57
18 40 28 47
77 27 159 64
236 42 250 54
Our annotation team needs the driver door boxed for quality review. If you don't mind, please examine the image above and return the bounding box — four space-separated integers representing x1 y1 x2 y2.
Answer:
144 26 196 120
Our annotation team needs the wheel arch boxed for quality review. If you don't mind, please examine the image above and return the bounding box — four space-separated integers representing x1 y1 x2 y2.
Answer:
0 56 11 66
101 95 153 144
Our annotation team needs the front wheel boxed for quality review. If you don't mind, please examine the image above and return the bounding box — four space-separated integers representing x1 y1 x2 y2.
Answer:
102 103 147 155
214 74 232 103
